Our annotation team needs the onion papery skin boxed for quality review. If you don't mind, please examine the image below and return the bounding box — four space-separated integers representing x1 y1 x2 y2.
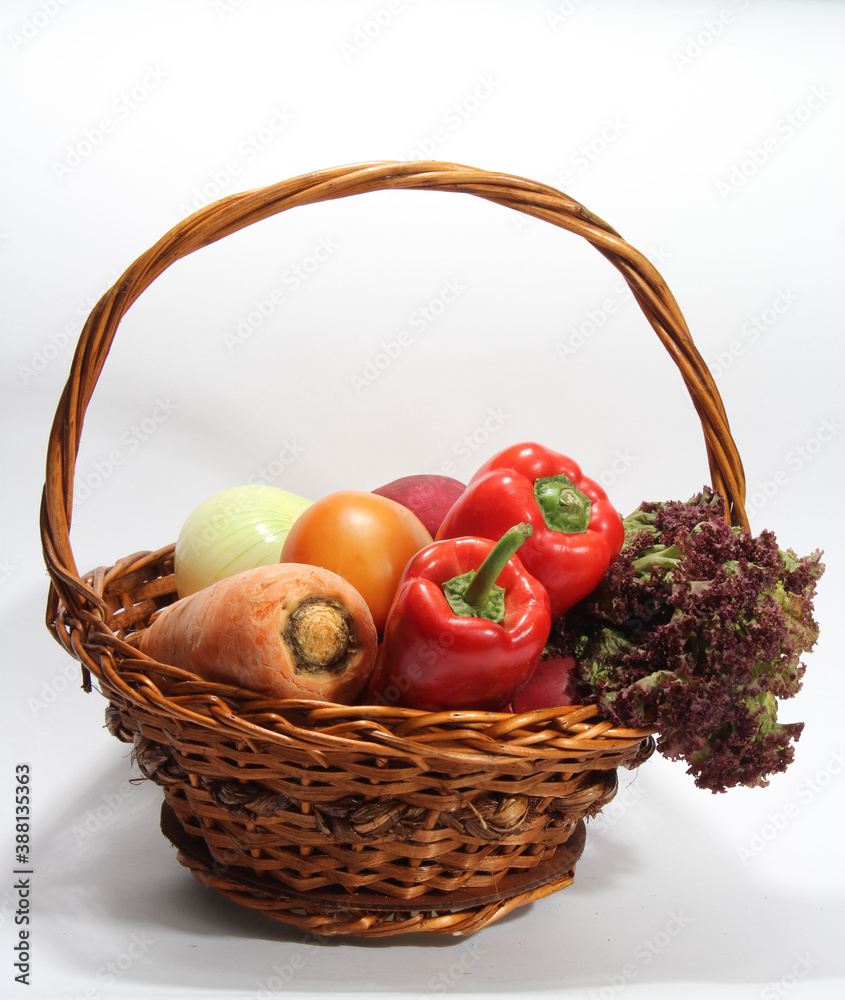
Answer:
174 484 313 597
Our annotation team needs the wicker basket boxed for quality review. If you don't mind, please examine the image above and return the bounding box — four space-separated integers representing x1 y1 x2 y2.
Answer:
41 161 747 937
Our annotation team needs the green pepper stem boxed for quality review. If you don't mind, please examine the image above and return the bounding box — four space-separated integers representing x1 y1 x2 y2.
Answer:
462 523 533 609
534 474 591 534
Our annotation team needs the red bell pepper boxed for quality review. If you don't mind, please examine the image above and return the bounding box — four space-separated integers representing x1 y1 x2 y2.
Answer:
366 523 551 712
436 442 624 618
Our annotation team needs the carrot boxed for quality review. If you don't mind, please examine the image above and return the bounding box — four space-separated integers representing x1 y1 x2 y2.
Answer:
135 563 378 703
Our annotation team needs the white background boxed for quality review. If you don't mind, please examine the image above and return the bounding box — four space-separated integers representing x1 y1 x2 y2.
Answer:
2 1 844 997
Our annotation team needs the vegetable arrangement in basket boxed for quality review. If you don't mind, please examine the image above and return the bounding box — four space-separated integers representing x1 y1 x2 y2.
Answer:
39 161 826 937
142 441 823 795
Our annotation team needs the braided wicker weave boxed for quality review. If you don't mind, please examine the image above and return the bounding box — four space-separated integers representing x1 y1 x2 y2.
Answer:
41 161 746 937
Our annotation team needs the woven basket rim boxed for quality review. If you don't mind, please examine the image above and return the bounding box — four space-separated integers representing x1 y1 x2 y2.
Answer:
74 540 658 757
93 586 657 764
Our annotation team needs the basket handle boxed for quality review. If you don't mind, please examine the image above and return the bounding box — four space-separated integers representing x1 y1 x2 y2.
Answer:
41 160 747 626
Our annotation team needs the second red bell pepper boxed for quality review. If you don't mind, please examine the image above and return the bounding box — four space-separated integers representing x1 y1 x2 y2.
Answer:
436 442 624 618
366 523 551 711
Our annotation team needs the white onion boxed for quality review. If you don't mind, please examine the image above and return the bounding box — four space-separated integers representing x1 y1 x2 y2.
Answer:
174 484 313 597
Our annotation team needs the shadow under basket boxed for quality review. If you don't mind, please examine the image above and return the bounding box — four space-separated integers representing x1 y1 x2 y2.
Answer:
41 161 749 937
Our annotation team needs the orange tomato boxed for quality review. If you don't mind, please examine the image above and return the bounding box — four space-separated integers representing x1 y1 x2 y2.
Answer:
279 490 433 633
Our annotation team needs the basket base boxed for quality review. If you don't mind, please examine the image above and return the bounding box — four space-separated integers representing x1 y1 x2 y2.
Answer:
160 801 587 937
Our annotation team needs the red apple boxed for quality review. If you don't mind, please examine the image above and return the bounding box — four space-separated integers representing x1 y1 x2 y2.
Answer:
509 656 579 713
372 475 466 537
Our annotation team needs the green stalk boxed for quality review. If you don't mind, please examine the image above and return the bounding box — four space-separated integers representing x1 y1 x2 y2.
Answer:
442 523 533 622
534 475 591 533
463 523 533 607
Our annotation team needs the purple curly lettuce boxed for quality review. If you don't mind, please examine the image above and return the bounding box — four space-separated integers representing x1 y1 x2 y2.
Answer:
551 488 824 793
